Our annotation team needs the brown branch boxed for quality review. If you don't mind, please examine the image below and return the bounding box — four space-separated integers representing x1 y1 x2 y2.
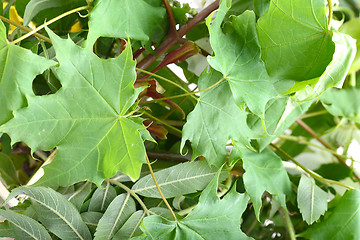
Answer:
136 0 219 71
296 119 359 181
162 0 178 38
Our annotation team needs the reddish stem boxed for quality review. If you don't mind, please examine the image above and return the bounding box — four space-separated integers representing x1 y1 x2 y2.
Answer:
296 119 359 181
136 0 219 72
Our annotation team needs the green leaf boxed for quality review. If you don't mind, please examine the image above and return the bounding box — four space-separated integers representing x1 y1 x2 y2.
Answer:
88 183 117 212
135 170 252 240
320 88 360 123
249 97 312 151
0 152 18 186
257 0 335 81
238 147 292 219
253 0 269 16
6 186 92 240
112 210 145 239
290 32 356 101
207 3 292 116
23 0 86 26
0 209 51 240
299 189 360 239
181 67 254 167
64 181 92 210
81 211 103 235
94 193 136 240
340 17 360 73
132 161 229 198
0 20 55 126
86 0 166 48
0 28 153 186
297 174 328 225
315 163 351 181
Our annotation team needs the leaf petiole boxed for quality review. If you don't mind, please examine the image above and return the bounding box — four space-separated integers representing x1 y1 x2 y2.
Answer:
146 77 226 103
11 6 89 45
145 154 177 221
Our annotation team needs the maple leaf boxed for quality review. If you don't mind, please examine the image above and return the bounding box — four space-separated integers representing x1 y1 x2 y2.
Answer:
181 67 254 167
207 2 292 117
0 20 55 126
0 28 153 186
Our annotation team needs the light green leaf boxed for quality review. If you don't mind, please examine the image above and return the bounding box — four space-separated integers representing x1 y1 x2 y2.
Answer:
6 186 91 240
135 170 252 240
0 152 18 186
320 88 360 123
238 147 292 219
132 160 229 198
0 209 51 240
290 32 356 101
81 211 103 235
0 20 55 126
88 183 116 211
299 189 360 239
207 3 292 116
181 67 254 167
64 182 92 210
340 17 360 73
257 0 335 81
86 0 166 48
113 210 145 239
0 27 153 186
94 193 136 240
297 174 328 225
248 97 312 151
23 0 86 26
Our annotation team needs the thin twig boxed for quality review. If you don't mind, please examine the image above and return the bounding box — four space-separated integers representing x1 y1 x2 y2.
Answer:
145 154 177 221
146 77 225 103
162 0 179 38
327 0 333 27
11 6 89 45
135 67 194 98
108 179 150 216
270 143 355 190
136 0 219 71
143 111 182 137
296 119 360 181
0 15 52 43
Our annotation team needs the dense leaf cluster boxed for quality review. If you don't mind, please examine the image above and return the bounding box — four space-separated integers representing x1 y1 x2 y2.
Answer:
0 0 360 239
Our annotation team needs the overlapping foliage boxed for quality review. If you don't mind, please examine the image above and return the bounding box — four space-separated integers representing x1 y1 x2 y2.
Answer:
0 0 359 239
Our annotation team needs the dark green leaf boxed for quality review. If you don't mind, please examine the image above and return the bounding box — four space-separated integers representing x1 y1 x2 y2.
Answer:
113 210 145 239
6 186 92 240
88 183 117 211
315 163 351 181
81 211 103 235
94 193 136 240
238 147 292 219
0 209 51 240
0 152 18 186
135 170 252 240
64 181 92 210
297 174 328 225
132 160 229 198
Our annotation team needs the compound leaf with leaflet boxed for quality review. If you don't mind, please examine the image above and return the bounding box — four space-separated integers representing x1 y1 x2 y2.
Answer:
134 170 253 240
